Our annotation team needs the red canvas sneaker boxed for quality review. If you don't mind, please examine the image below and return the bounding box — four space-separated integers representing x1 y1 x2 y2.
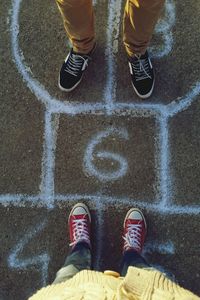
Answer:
68 203 91 249
123 208 147 254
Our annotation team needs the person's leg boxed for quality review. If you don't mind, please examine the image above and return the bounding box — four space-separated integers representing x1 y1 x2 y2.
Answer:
53 241 91 284
121 208 149 276
120 209 176 280
55 0 95 54
123 0 165 99
53 203 92 284
120 249 150 276
56 0 96 92
123 0 165 57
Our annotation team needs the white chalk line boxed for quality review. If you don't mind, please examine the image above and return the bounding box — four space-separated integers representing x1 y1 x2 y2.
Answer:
0 193 200 215
166 82 200 117
8 220 50 286
93 198 105 270
143 240 175 279
158 115 171 207
143 240 175 256
39 111 59 207
151 0 176 58
103 0 122 114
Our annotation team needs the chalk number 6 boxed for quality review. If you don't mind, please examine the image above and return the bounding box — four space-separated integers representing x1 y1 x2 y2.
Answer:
83 128 129 182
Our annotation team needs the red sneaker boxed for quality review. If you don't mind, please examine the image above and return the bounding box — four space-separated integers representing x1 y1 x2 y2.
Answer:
123 208 147 254
68 203 91 249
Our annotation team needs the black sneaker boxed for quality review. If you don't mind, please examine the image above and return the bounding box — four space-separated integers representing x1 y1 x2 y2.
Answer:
58 46 95 92
128 51 155 99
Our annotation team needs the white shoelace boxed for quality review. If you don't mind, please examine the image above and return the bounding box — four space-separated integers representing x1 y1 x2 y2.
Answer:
123 223 142 252
70 218 90 247
131 55 152 81
65 53 89 77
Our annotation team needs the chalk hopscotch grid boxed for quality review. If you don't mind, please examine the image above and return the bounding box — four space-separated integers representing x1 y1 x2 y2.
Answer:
3 0 200 286
5 0 200 214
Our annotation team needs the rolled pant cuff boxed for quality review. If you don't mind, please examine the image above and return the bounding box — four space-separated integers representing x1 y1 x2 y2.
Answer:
72 39 96 55
124 43 148 57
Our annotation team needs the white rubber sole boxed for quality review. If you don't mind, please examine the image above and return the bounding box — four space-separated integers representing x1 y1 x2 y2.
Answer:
132 77 155 100
58 74 83 92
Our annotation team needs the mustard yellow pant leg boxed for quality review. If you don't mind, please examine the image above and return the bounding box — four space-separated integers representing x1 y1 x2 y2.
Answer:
55 0 95 54
123 0 165 57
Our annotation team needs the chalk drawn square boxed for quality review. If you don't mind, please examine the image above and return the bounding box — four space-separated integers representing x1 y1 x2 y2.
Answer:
54 115 157 202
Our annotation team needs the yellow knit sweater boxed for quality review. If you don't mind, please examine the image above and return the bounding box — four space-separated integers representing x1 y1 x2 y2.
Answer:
29 267 200 300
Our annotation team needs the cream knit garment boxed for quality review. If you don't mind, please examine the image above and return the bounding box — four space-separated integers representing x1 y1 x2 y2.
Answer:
28 267 200 300
29 270 120 300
